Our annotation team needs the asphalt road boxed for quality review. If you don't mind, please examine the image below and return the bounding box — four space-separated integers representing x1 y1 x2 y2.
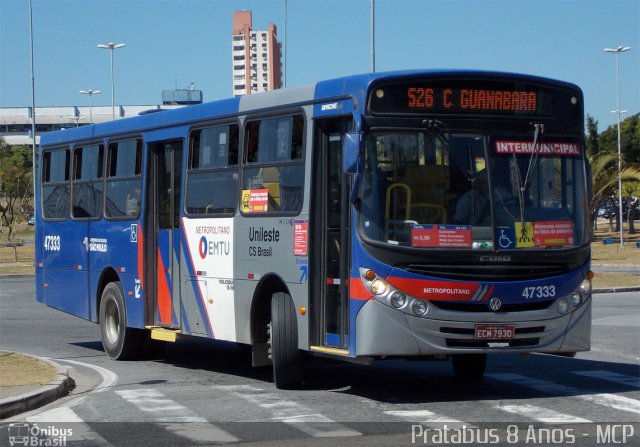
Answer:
1 278 638 447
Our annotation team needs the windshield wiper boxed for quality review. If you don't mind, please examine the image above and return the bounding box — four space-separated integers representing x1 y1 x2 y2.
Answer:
514 122 544 222
522 123 544 190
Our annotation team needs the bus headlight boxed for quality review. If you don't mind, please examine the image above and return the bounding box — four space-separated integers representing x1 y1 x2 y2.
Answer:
390 291 407 308
370 279 388 296
558 299 569 314
579 279 592 296
411 300 428 316
571 293 582 307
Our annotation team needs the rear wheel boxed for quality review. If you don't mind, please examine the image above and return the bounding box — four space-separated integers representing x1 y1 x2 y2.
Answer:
269 292 303 389
452 354 487 381
99 281 144 360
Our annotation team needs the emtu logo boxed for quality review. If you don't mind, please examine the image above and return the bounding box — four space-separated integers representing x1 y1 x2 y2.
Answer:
199 236 208 259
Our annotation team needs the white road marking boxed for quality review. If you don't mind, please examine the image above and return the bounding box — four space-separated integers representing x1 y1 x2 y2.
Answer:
52 358 119 394
489 373 640 414
384 409 473 428
7 357 120 422
494 403 592 423
216 385 362 437
26 406 113 446
116 389 238 443
26 406 83 423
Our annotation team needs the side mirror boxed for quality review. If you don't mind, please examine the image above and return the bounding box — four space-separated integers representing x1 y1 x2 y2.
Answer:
342 132 362 174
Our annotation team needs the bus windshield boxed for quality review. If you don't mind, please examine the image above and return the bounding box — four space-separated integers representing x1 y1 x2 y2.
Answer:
358 128 588 250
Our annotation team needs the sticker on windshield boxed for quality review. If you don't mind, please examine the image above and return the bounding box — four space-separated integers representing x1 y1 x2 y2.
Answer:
411 225 472 248
533 221 575 246
515 222 535 248
496 227 516 249
495 141 580 155
513 221 574 247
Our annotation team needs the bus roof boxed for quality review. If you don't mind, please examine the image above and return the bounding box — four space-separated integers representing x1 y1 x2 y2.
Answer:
39 69 581 147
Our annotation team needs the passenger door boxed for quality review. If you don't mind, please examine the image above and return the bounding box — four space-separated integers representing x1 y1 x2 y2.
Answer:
147 140 183 328
312 119 351 351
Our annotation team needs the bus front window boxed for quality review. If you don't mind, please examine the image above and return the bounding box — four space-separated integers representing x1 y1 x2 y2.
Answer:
358 129 588 250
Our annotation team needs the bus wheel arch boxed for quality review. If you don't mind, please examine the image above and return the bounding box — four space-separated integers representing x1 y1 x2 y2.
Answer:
249 274 287 366
98 279 144 360
96 267 120 323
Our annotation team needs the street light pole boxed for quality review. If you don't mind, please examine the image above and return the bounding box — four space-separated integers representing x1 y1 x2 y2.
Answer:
370 0 376 72
28 0 36 216
97 42 125 120
79 90 101 124
604 45 631 249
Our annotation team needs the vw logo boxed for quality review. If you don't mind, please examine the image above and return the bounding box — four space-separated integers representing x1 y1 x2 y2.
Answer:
489 297 502 311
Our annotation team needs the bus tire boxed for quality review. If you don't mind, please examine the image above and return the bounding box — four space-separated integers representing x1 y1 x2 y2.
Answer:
270 292 302 389
99 281 143 360
452 353 486 381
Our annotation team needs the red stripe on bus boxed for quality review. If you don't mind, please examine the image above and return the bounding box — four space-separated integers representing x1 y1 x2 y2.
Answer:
349 278 372 300
156 249 172 325
137 228 144 289
482 285 496 301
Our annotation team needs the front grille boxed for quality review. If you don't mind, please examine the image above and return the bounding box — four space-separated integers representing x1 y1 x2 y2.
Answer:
430 300 554 312
403 263 570 281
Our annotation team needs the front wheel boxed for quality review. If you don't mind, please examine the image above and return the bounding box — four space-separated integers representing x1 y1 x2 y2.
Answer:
99 281 144 360
451 354 487 381
269 292 303 389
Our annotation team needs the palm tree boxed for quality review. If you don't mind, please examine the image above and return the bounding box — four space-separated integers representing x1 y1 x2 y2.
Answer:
589 151 640 235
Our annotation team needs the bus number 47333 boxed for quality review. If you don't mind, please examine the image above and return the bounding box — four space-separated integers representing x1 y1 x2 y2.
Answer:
522 285 556 299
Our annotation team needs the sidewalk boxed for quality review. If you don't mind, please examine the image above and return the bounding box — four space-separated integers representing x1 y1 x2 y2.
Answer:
0 353 75 420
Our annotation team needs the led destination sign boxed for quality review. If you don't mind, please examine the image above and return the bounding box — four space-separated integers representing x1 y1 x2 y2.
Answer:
407 87 537 113
368 78 582 120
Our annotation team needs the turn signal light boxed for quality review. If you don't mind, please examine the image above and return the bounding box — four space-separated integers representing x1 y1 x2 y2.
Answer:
364 269 376 281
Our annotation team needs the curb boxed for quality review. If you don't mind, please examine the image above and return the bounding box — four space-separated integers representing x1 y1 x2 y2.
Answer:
0 354 75 420
593 286 640 294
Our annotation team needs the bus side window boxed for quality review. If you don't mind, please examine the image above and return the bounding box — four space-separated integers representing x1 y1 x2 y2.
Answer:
71 144 104 219
105 139 142 219
185 124 239 215
242 115 304 214
41 148 70 219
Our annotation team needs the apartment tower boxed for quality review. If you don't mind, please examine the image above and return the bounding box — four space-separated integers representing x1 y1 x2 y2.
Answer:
232 11 282 97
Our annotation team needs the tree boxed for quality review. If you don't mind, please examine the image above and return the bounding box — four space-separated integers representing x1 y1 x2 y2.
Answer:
598 113 640 163
0 138 34 260
585 115 600 157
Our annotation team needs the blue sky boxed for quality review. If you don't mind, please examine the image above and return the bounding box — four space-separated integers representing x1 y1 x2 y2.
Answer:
1 0 638 131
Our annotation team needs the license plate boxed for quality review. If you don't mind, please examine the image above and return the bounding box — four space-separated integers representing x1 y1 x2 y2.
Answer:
475 324 515 340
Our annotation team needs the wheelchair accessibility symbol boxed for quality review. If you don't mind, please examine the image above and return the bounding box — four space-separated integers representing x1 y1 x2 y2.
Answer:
496 227 516 249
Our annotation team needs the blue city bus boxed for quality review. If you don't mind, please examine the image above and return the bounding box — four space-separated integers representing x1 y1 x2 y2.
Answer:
36 70 592 388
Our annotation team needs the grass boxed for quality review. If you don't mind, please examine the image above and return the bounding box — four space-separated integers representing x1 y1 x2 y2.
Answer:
1 222 638 288
0 351 56 387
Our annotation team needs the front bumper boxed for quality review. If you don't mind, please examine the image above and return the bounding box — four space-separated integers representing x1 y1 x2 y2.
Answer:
355 296 591 357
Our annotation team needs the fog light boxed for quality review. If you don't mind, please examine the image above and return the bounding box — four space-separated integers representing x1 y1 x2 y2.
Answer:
390 291 407 308
411 300 428 316
558 299 569 314
370 279 388 296
571 293 582 306
579 278 592 296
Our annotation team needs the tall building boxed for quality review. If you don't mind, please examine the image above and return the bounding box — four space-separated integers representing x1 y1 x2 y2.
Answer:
232 11 282 97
